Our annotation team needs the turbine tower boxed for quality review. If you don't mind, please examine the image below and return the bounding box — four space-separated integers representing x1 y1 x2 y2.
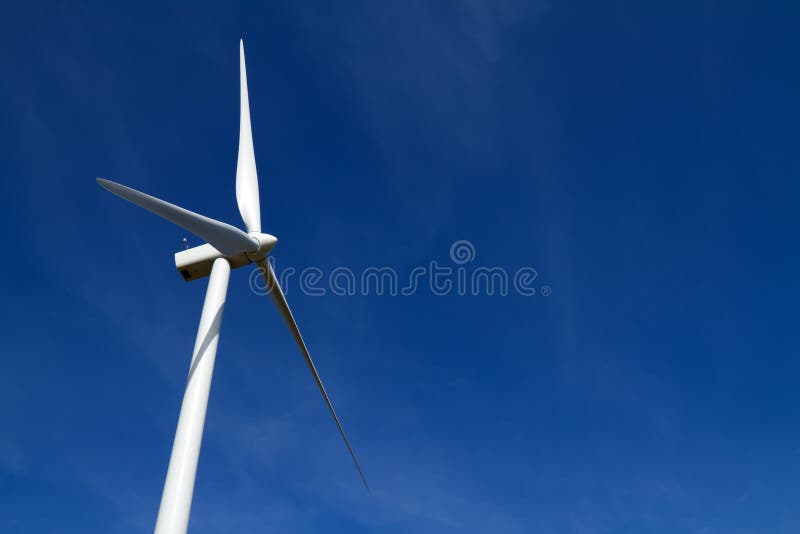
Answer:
97 40 367 534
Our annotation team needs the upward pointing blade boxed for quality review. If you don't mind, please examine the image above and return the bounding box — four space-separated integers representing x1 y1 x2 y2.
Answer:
257 260 369 491
97 178 259 256
236 39 261 234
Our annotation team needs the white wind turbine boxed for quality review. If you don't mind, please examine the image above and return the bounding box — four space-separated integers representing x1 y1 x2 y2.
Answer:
97 40 367 534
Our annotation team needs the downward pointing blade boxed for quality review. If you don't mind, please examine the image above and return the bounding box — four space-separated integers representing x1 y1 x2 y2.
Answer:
236 40 261 234
97 178 259 256
257 260 369 490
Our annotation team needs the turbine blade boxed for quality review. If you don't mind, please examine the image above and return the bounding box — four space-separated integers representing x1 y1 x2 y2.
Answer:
97 178 259 256
236 39 261 234
257 260 369 490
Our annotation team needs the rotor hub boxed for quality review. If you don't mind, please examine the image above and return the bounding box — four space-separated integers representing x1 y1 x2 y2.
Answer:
247 232 278 261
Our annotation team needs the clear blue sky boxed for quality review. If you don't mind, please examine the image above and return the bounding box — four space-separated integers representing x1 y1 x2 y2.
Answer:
2 1 799 533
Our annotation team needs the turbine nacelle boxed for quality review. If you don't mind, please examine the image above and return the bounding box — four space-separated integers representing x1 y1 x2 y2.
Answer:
175 232 277 282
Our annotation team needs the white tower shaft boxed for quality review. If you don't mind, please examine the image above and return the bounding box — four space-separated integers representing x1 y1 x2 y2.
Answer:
154 258 231 534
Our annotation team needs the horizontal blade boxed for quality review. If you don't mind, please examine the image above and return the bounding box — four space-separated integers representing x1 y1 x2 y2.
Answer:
257 260 369 490
236 39 262 234
97 178 259 256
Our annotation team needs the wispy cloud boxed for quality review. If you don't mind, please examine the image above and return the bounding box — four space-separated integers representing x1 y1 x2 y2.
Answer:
294 1 547 168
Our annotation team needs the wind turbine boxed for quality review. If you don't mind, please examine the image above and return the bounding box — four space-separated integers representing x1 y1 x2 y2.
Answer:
97 40 367 534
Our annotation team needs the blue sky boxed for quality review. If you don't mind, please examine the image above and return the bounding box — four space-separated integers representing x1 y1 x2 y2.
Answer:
2 1 800 533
